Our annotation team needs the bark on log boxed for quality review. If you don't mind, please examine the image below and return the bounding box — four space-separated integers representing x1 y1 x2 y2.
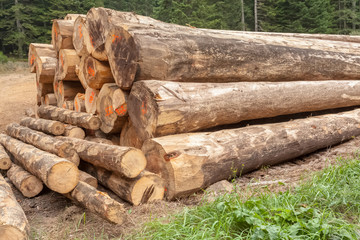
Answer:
65 14 86 21
58 136 146 178
96 83 128 133
74 93 86 112
73 16 91 57
104 22 360 89
29 43 56 74
129 80 360 140
38 105 100 130
7 163 43 198
80 162 165 205
119 119 143 149
24 108 36 118
79 170 98 188
142 108 360 199
36 56 57 83
62 100 75 111
0 134 79 194
57 49 80 81
84 136 114 145
0 144 11 170
63 124 85 139
57 81 84 108
0 174 30 240
70 181 125 224
52 19 75 52
85 87 99 114
20 117 65 135
44 93 57 106
81 55 114 89
6 123 80 166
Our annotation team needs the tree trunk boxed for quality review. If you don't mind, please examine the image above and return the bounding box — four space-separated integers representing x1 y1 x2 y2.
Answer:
57 136 146 178
20 117 65 136
28 43 55 73
142 108 360 200
254 0 258 31
38 105 100 130
0 144 11 170
72 16 91 57
6 123 80 166
0 174 30 240
96 83 128 134
0 134 79 194
129 80 360 140
81 55 114 89
104 22 360 89
44 93 57 106
57 81 84 108
74 93 86 112
63 124 85 139
80 162 165 205
57 49 80 81
85 87 99 114
14 0 24 58
70 181 125 224
52 19 75 52
119 119 143 149
7 163 43 198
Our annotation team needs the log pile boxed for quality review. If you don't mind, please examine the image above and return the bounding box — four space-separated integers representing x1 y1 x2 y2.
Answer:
3 7 358 231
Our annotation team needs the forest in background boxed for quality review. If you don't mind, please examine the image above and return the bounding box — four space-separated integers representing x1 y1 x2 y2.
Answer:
0 0 359 59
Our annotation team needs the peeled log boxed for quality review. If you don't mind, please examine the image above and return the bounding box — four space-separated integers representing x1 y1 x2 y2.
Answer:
129 80 360 140
28 43 56 73
52 19 75 52
96 83 128 134
0 174 30 240
58 49 80 81
20 117 65 135
85 87 99 114
73 16 91 57
81 55 114 89
0 144 11 170
7 164 43 198
36 56 57 83
64 124 85 139
6 123 80 166
58 136 146 178
80 162 165 205
74 93 86 112
142 109 360 199
105 23 360 89
0 134 79 194
70 181 125 224
38 105 100 130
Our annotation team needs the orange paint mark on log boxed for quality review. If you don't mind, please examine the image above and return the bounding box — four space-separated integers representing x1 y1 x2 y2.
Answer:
54 25 58 39
62 103 66 109
88 66 95 77
75 99 78 111
90 36 94 47
115 104 127 116
89 91 95 103
60 54 64 67
78 24 83 39
30 55 35 65
141 101 147 115
105 106 114 117
112 34 122 43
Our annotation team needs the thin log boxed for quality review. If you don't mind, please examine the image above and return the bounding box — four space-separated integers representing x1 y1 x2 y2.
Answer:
74 93 86 112
64 124 85 139
96 83 127 133
58 136 146 178
44 93 57 106
6 123 80 166
73 16 91 56
38 105 100 130
20 117 65 135
52 19 75 52
80 162 165 205
142 108 360 199
57 49 80 81
0 174 30 240
85 87 99 114
7 163 43 198
0 134 79 194
0 144 11 170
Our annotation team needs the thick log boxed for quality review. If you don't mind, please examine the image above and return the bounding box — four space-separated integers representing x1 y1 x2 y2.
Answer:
62 100 75 111
73 16 91 56
58 49 80 81
28 43 56 73
44 93 57 106
20 117 65 135
36 56 57 83
0 174 30 240
74 93 86 112
58 136 146 178
6 123 80 166
57 81 84 107
77 55 89 89
0 134 79 194
80 162 165 205
85 87 99 114
85 136 114 145
129 80 360 139
36 82 53 98
52 19 75 52
70 181 125 224
53 77 60 102
64 124 85 139
81 55 114 89
96 83 128 133
0 144 11 170
142 108 360 199
104 22 360 89
7 163 43 198
119 119 143 149
65 14 86 21
38 105 100 130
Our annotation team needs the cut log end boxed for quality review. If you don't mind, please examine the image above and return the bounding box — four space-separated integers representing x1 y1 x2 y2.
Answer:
52 122 66 135
0 157 11 170
0 226 27 240
88 117 102 130
48 161 79 194
132 174 165 206
20 176 43 198
121 149 147 178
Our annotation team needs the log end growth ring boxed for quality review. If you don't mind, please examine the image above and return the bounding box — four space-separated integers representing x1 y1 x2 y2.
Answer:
47 161 79 194
0 226 27 240
121 149 147 179
21 176 44 198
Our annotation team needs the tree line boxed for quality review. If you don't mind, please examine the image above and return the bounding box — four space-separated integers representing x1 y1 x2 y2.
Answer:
1 0 359 59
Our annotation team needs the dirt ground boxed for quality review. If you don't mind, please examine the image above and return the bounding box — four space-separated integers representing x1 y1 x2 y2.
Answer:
1 70 360 240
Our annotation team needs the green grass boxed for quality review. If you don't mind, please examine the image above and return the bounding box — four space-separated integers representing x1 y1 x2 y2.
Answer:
133 157 360 239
